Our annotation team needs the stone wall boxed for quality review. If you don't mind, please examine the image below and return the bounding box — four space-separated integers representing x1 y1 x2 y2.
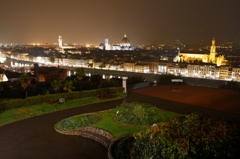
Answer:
82 126 114 141
54 126 114 148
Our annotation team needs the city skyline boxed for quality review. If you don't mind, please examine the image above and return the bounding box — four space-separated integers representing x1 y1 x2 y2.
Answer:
0 0 240 45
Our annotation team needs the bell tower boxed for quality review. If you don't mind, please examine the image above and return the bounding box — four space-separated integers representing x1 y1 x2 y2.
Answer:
209 38 217 62
58 35 63 48
58 35 64 53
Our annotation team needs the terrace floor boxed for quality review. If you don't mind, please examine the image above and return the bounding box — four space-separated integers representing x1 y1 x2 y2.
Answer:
0 86 239 159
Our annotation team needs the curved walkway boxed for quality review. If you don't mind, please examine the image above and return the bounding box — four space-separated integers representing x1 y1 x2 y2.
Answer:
0 91 239 159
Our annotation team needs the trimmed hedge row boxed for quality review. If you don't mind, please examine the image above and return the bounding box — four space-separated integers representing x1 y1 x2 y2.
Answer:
0 87 124 113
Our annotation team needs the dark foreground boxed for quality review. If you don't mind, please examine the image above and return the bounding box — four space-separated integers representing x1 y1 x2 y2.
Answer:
0 91 239 159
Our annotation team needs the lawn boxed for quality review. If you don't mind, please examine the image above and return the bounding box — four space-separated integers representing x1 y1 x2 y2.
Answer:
0 93 126 127
55 103 179 138
95 107 178 138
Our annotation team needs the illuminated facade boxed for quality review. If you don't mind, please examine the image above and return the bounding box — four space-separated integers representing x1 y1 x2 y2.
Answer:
58 35 75 53
0 74 8 82
123 61 136 72
105 38 111 50
175 38 227 66
119 34 132 50
99 34 132 51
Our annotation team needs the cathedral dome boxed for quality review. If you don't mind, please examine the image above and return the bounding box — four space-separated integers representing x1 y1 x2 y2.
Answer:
99 43 104 47
121 34 130 43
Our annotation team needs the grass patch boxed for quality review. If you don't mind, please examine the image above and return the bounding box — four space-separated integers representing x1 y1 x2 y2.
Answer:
0 93 126 127
94 107 144 138
93 104 178 138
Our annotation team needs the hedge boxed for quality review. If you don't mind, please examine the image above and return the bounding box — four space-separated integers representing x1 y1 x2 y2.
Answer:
0 87 123 113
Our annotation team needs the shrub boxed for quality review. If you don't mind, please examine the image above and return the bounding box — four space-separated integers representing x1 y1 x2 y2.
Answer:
96 88 115 99
132 105 146 117
0 87 124 113
127 75 145 85
157 74 182 85
98 80 120 88
115 102 161 126
131 114 239 159
219 81 240 91
112 136 135 159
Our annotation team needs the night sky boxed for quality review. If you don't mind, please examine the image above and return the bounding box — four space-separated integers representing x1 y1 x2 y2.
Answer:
0 0 240 45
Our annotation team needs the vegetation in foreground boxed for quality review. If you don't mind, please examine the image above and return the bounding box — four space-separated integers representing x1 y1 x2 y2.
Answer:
55 114 101 131
115 102 162 126
55 102 178 138
113 114 240 159
219 81 240 91
157 74 183 85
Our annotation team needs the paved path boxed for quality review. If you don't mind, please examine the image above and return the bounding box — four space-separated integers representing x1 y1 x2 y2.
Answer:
0 91 239 159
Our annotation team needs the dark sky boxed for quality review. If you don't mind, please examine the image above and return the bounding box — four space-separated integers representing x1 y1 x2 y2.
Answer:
0 0 240 45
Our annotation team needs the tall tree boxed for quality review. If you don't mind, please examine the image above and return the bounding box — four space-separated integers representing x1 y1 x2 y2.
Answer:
49 56 55 65
19 73 30 97
75 67 85 80
63 80 74 93
51 79 62 93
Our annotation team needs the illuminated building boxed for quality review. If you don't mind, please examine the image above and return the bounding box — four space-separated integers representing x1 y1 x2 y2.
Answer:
105 37 111 50
0 74 8 82
58 35 63 53
99 43 104 50
58 35 75 53
123 61 136 72
175 38 228 66
99 34 133 51
120 34 132 50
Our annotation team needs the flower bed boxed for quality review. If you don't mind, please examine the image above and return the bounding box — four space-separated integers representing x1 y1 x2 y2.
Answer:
55 113 101 131
115 102 161 126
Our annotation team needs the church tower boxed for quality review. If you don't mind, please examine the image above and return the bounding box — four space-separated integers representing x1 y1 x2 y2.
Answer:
105 37 111 50
209 38 217 62
58 35 64 53
58 35 63 48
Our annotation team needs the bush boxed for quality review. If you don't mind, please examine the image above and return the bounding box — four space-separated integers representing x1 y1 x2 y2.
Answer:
0 87 124 113
98 80 120 88
112 136 135 159
127 76 145 85
219 81 240 91
131 114 239 159
157 74 183 85
96 88 115 99
115 102 161 126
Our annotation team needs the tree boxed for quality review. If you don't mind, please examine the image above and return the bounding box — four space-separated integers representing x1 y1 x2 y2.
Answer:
49 56 55 65
19 73 30 89
157 73 182 85
19 73 30 97
219 81 240 91
0 83 3 96
127 75 145 85
51 79 62 93
75 67 85 80
63 80 74 93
